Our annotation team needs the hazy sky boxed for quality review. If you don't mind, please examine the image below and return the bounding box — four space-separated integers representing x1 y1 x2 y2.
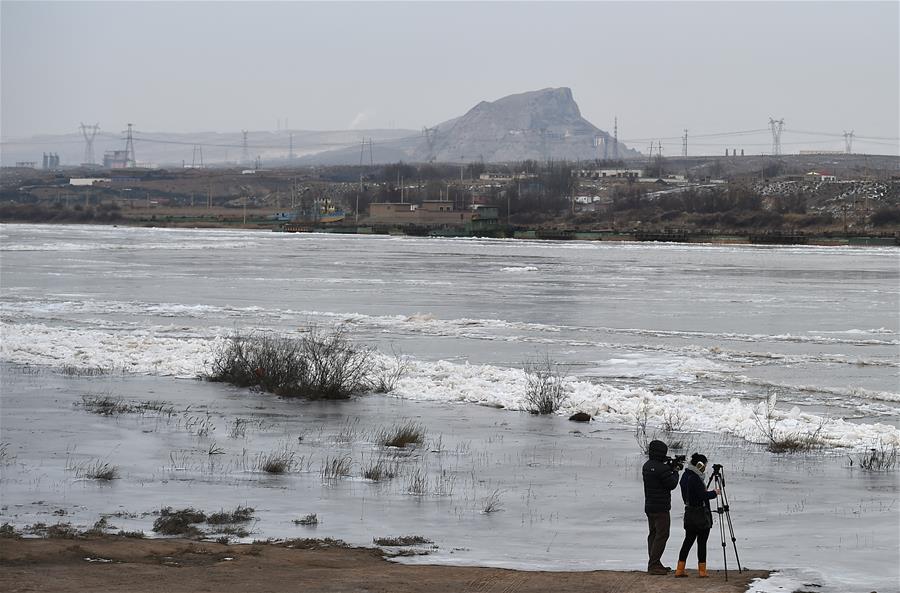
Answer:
2 1 898 155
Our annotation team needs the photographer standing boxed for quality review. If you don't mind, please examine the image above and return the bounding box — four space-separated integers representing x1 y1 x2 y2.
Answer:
642 439 681 575
674 453 719 578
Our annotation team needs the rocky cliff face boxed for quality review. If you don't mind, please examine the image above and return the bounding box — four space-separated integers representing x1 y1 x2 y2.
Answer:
412 87 635 162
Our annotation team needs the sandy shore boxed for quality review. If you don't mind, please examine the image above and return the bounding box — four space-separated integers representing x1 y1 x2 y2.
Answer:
0 536 770 593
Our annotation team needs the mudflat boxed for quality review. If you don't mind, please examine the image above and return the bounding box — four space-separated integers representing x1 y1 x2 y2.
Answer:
0 537 769 593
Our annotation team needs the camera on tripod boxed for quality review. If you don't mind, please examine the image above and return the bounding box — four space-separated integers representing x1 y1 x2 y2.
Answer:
665 454 686 470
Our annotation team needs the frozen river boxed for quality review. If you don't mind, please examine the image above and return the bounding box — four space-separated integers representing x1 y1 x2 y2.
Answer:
1 224 898 592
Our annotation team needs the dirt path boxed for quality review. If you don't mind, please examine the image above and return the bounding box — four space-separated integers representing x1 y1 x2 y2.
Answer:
1 537 769 593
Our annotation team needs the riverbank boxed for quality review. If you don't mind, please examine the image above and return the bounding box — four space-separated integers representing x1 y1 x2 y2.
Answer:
0 536 771 593
1 214 897 246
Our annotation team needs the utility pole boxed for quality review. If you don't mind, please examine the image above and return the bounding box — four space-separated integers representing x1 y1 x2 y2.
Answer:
241 130 250 165
289 132 294 161
682 129 688 158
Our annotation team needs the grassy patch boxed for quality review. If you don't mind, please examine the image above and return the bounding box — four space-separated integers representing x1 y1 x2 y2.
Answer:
277 538 348 550
256 448 298 474
60 365 109 377
321 455 352 480
79 394 175 417
373 535 432 546
24 522 80 539
75 460 120 481
207 506 254 525
361 458 398 482
152 507 207 536
377 421 425 448
292 514 318 526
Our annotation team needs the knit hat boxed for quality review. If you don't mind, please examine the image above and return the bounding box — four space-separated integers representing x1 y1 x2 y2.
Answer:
648 440 668 457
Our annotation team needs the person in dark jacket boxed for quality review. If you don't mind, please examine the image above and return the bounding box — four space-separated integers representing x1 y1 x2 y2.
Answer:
642 439 681 574
674 453 720 578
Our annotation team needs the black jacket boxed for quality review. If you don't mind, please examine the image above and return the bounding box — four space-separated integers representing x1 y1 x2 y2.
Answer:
680 467 716 508
642 441 680 513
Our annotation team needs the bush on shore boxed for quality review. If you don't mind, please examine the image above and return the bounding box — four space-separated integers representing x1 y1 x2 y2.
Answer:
207 327 375 399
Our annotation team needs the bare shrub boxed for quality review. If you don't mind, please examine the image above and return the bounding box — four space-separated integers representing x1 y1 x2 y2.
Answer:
855 441 899 471
752 391 830 453
207 326 375 399
377 421 426 448
523 356 567 415
372 349 409 394
634 400 656 454
661 408 687 433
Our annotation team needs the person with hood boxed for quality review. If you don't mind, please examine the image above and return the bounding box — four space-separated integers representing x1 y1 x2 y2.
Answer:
642 439 681 575
674 453 719 578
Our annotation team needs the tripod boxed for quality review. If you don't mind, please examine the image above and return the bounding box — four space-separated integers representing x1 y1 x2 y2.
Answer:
706 464 743 580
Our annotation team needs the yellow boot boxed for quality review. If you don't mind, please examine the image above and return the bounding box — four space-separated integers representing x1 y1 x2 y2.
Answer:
674 560 687 577
698 562 709 577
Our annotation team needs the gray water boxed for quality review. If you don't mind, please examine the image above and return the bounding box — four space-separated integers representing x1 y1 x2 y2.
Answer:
1 224 899 593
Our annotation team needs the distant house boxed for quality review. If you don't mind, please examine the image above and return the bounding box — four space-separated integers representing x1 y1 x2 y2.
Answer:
806 171 836 182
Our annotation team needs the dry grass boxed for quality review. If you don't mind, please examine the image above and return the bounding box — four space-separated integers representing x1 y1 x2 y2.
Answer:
293 514 319 526
321 456 352 480
373 535 433 546
377 421 425 448
207 506 255 525
152 508 206 536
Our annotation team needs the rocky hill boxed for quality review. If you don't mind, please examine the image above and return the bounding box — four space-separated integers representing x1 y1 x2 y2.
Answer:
301 87 637 164
412 87 636 162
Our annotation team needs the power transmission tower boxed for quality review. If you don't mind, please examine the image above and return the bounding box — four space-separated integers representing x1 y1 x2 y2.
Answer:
123 123 136 167
79 122 100 165
289 132 294 161
359 137 374 166
241 130 250 164
191 145 204 168
768 117 784 156
843 130 854 154
422 127 439 162
612 117 619 160
682 129 688 158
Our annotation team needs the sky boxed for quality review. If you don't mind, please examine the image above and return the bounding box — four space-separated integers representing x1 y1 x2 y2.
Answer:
2 1 898 156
